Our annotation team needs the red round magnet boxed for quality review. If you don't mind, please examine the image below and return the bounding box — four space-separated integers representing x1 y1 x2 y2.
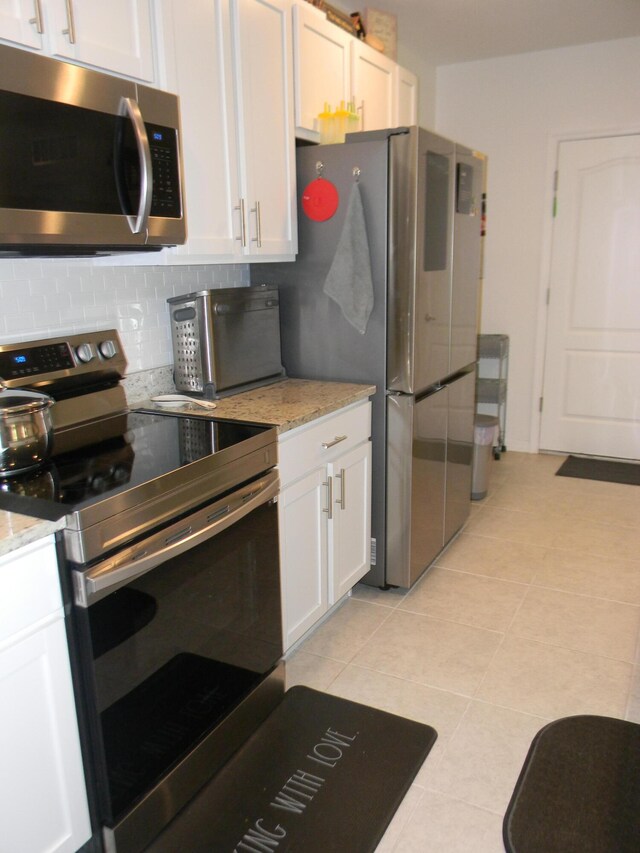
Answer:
301 178 339 222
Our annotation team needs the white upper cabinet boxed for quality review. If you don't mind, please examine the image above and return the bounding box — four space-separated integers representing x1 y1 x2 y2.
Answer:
161 0 297 263
232 0 297 258
350 37 395 131
394 64 418 126
0 0 43 48
0 0 155 80
292 2 350 138
163 0 240 258
292 3 419 138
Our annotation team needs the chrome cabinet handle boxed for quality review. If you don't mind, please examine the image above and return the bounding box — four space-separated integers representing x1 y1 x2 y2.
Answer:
62 0 76 43
322 434 347 449
29 0 44 34
119 98 153 235
251 200 262 248
323 477 333 520
234 198 247 247
335 468 346 510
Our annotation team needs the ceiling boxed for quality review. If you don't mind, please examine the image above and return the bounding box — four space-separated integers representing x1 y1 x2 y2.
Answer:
368 0 640 66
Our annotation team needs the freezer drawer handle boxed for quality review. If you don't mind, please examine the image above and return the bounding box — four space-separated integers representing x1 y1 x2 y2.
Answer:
335 468 346 510
322 434 347 449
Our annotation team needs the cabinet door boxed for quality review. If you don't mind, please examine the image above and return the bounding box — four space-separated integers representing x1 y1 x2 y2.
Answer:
47 0 154 80
292 1 350 136
329 440 372 603
0 0 44 48
350 39 395 131
279 467 328 650
0 621 91 853
165 0 242 260
394 65 418 126
233 0 297 257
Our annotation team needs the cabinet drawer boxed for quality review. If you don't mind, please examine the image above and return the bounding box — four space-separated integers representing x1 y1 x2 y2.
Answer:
0 538 61 645
278 401 371 487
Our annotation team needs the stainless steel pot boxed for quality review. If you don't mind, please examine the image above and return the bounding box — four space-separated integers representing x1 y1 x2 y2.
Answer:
0 382 54 477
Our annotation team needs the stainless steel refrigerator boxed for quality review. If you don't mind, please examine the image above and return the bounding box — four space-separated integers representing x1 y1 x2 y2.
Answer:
251 126 483 588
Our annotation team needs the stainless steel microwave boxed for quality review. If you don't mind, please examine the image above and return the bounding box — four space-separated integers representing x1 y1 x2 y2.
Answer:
0 44 186 256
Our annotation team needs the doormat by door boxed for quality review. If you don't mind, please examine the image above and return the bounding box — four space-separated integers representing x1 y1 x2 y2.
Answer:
504 715 640 853
556 455 640 486
147 686 437 853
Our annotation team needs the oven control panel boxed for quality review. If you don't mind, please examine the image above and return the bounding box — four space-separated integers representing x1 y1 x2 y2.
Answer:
0 342 74 379
0 330 127 386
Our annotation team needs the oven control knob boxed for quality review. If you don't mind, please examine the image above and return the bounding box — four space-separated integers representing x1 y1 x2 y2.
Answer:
75 343 95 364
99 340 117 359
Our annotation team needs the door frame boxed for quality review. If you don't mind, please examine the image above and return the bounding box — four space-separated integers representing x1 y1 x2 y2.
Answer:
530 122 640 454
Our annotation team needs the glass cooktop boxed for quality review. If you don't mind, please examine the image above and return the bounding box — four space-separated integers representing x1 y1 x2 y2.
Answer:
0 411 269 520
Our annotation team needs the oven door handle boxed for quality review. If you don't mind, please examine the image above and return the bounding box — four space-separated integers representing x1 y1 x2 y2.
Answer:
73 470 279 607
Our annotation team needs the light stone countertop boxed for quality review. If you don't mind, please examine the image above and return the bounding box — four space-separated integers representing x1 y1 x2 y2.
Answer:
0 377 376 556
137 377 377 433
0 510 65 559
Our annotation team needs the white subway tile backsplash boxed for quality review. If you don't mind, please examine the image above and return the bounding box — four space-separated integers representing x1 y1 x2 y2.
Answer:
0 259 251 374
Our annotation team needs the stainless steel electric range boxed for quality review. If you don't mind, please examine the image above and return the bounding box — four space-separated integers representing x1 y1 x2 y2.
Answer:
0 330 284 853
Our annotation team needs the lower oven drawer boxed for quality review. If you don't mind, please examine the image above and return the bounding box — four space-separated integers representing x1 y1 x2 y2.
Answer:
69 469 283 853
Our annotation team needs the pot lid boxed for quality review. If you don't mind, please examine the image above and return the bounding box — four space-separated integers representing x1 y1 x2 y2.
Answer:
0 386 54 413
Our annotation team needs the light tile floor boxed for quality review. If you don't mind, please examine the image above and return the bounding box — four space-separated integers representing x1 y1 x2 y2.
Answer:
284 452 640 852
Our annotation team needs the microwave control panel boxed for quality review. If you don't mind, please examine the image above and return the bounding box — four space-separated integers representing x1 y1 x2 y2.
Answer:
147 123 182 219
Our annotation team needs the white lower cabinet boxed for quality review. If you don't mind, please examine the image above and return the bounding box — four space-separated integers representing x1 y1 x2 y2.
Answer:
278 401 372 651
0 537 91 853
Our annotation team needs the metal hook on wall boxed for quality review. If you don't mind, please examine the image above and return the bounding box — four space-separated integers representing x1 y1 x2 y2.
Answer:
316 161 325 178
352 167 361 182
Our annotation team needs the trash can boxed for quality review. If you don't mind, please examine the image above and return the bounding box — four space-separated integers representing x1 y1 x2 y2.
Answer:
472 415 499 500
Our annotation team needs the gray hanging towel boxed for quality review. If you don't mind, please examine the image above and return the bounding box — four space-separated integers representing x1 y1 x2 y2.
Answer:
323 182 374 335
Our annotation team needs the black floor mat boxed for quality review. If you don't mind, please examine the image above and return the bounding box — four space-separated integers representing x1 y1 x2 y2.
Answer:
556 455 640 486
504 715 640 853
147 686 437 853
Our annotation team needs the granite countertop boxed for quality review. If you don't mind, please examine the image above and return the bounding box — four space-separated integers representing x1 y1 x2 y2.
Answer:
0 378 375 556
0 511 65 559
138 377 377 433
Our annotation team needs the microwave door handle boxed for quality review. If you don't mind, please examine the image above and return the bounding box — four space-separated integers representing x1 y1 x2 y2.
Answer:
73 471 279 607
119 97 153 235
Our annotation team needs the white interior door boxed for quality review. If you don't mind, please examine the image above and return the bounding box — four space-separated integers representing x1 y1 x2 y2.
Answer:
539 134 640 460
